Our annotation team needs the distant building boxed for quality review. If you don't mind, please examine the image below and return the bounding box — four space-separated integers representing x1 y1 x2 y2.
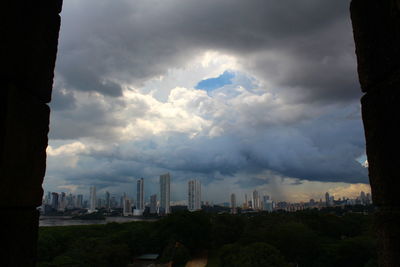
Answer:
45 191 51 205
51 192 59 210
160 173 171 215
110 196 117 208
262 195 273 212
66 193 74 209
105 191 110 210
325 192 330 207
89 186 97 213
120 196 124 208
188 179 201 211
230 193 237 214
58 192 66 211
123 194 132 216
150 194 157 214
366 193 372 204
252 190 260 210
137 178 144 211
76 194 83 208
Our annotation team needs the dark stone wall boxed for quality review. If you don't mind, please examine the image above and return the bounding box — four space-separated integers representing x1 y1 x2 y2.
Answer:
1 1 62 266
351 1 400 266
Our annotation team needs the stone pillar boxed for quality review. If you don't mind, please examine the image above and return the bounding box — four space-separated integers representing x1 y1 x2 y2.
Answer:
350 1 400 266
1 1 62 266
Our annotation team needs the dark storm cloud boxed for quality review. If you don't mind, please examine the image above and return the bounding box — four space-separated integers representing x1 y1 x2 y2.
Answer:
50 85 76 111
49 100 122 140
236 177 271 188
82 103 367 184
56 0 357 103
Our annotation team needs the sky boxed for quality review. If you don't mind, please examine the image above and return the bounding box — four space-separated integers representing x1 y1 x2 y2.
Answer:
44 0 370 204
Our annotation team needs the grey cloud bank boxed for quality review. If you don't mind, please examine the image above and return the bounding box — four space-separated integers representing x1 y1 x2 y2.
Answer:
44 0 367 200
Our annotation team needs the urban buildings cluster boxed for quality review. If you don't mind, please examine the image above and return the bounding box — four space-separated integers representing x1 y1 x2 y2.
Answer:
42 173 203 216
41 174 372 216
227 190 371 214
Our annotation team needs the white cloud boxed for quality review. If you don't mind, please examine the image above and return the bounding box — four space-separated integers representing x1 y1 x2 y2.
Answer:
47 141 86 156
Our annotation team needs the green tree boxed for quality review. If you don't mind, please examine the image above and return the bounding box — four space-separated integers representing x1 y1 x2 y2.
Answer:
220 242 287 267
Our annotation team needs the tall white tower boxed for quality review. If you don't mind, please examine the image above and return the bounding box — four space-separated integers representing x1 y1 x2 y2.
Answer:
89 186 96 213
160 173 171 215
252 190 260 210
188 179 201 211
136 178 144 211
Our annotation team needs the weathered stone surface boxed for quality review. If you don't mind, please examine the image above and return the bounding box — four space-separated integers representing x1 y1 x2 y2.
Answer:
1 1 62 266
3 0 62 103
361 89 400 207
1 84 50 208
350 0 400 92
351 0 400 266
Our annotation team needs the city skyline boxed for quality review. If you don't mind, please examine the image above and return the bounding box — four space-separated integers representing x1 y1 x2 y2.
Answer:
43 174 372 210
42 184 372 215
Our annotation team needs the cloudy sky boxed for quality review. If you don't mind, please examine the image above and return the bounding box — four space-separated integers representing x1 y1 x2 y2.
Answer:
44 0 370 204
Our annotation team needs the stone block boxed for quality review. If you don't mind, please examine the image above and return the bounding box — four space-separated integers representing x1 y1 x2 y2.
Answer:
0 84 49 208
350 0 400 92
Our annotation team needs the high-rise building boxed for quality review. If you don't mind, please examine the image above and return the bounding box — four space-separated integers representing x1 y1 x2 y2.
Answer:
252 190 260 210
360 191 367 205
58 192 66 211
325 192 330 207
110 196 117 208
120 195 124 208
137 178 144 211
76 194 83 208
243 194 248 209
263 195 273 212
160 173 171 215
105 191 110 210
123 194 132 216
150 194 157 214
230 193 237 214
366 193 372 205
188 179 201 211
89 186 97 213
46 191 52 205
51 192 59 210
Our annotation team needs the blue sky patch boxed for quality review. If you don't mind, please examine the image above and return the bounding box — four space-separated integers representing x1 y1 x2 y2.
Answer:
195 70 235 91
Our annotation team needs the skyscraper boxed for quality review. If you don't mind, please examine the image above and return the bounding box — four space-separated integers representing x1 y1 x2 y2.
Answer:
76 194 83 208
59 192 66 211
46 191 52 205
325 192 330 207
263 195 273 212
252 190 260 210
136 178 144 211
150 194 157 214
51 192 59 210
188 179 201 211
230 193 237 214
123 193 132 216
105 191 110 210
89 186 97 213
160 173 171 215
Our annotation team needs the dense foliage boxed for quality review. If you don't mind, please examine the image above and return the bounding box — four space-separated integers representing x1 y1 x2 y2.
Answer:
38 209 376 267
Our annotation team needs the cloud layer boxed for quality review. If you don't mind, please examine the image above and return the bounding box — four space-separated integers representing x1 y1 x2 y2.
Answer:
44 0 367 201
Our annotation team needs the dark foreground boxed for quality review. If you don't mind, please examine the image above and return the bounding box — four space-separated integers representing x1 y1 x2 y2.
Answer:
38 208 376 267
